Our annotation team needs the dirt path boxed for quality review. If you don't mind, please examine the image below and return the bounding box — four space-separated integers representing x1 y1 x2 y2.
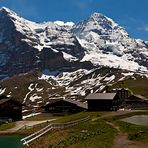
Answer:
92 110 147 122
106 121 148 148
92 110 132 122
0 119 56 134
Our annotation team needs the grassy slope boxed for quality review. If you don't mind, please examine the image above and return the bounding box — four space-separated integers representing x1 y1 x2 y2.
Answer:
27 120 116 148
1 70 64 105
25 111 101 122
104 111 148 143
0 122 16 131
117 121 148 143
52 111 101 123
1 67 148 106
109 77 148 98
18 111 148 147
16 112 101 136
21 111 124 147
69 120 116 148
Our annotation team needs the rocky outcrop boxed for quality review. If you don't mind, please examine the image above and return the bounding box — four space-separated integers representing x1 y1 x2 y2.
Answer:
0 7 148 81
0 8 88 79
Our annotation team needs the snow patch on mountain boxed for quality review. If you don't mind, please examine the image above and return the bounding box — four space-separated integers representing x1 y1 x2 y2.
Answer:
81 51 147 72
23 83 34 103
54 21 74 27
29 94 42 102
62 52 78 62
55 69 90 86
0 7 148 74
73 12 148 73
104 75 115 82
122 72 134 76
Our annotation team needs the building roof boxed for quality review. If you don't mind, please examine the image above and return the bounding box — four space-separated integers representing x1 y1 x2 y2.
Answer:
0 95 8 100
64 98 88 109
45 98 88 109
0 98 24 106
126 94 147 101
0 99 10 105
134 95 146 100
85 93 117 100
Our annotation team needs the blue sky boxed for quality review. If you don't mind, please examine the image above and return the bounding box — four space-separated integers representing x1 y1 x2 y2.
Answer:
0 0 148 40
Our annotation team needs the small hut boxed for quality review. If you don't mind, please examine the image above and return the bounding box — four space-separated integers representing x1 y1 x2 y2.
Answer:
44 98 87 114
112 88 129 101
85 93 120 111
0 96 23 120
125 95 148 109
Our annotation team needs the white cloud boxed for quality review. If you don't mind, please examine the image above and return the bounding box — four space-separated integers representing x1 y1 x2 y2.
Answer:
73 0 94 10
144 27 148 31
137 26 148 32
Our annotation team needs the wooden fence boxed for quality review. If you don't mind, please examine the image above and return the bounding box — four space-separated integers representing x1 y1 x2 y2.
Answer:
21 116 90 146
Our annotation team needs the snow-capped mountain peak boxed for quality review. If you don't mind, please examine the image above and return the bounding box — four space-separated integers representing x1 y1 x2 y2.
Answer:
0 7 147 80
72 13 147 73
88 12 118 28
0 7 14 13
72 12 128 41
88 12 105 21
0 6 20 20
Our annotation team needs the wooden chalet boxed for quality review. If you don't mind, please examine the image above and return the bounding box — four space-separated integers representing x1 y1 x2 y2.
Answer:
0 95 23 120
112 88 129 101
125 95 148 109
85 93 121 111
44 98 88 114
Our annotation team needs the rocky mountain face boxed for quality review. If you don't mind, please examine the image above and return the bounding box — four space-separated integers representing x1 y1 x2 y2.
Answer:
0 68 148 110
0 7 90 80
72 13 148 71
0 7 148 114
0 7 148 80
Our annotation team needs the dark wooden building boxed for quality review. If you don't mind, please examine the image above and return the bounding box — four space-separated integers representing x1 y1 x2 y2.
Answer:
85 93 121 111
44 98 87 114
125 95 148 109
112 88 129 101
0 96 23 120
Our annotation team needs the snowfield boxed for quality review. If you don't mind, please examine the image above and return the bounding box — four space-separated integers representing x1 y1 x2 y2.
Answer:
0 7 147 74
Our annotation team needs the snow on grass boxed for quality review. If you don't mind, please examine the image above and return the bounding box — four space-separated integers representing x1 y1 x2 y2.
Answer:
6 94 11 97
118 72 135 81
23 83 34 103
122 72 134 76
22 110 29 113
118 77 126 81
28 83 34 91
29 94 42 102
103 75 115 82
55 69 89 86
0 88 6 95
94 85 105 93
37 101 43 104
36 87 43 92
22 112 41 119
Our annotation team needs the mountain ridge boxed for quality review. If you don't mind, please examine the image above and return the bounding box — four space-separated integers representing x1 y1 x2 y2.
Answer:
0 7 148 113
0 7 147 76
